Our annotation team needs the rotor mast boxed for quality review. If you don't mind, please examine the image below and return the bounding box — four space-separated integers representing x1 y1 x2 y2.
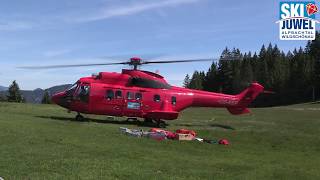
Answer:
129 57 142 70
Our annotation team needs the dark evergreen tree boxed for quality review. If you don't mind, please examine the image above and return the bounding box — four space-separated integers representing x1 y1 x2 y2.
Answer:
183 74 191 88
305 31 320 100
240 55 253 90
189 71 204 90
41 90 51 104
185 31 320 105
218 48 234 93
7 80 23 103
203 62 219 92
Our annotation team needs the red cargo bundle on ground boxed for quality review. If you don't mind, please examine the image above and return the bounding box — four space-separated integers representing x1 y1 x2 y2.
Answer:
149 128 176 139
175 129 197 137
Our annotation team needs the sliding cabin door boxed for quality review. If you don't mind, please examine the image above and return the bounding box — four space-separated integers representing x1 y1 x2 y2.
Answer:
123 90 143 117
104 88 124 116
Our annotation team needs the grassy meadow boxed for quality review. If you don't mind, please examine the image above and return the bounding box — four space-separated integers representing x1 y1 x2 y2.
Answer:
0 102 319 179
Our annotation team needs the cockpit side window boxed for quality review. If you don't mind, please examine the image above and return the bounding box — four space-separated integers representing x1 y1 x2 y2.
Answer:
78 85 90 103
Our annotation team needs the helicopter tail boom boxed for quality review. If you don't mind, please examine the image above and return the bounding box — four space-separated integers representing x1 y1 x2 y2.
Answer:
227 83 264 115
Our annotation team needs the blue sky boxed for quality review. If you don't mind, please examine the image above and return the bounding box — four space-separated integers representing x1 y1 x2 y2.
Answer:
0 0 317 90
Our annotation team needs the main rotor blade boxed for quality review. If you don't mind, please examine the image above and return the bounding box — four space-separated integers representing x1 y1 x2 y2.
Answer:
18 62 128 69
142 58 216 64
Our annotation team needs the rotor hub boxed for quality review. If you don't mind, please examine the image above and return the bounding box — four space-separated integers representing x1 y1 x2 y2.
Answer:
129 57 142 70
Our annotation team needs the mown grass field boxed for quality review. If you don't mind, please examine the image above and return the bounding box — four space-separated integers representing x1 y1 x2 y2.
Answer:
0 102 319 179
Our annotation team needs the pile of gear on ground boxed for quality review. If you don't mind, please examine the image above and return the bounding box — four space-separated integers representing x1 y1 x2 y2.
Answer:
120 127 229 145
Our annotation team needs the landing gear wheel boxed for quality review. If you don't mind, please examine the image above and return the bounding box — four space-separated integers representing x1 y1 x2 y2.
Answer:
75 114 85 121
157 120 166 128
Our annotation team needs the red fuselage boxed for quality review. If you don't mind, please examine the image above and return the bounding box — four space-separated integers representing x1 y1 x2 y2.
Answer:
52 69 264 121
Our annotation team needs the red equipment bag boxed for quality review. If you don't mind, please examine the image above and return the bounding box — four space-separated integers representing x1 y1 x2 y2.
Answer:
149 128 176 139
175 129 197 137
218 139 229 145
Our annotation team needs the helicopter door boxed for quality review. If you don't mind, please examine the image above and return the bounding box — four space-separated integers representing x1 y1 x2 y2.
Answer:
124 91 143 117
72 83 90 113
105 89 124 116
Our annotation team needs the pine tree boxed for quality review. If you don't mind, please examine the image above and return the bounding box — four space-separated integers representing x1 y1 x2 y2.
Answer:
183 74 190 88
199 71 206 89
183 31 320 105
306 31 320 100
189 71 204 90
218 47 234 93
240 56 253 89
203 62 219 92
7 80 23 103
41 90 51 104
257 44 270 89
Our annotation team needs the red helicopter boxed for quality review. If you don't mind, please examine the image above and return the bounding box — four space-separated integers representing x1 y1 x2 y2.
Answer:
22 57 264 127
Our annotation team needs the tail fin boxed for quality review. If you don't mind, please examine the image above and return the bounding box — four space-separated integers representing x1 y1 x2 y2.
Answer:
227 83 264 115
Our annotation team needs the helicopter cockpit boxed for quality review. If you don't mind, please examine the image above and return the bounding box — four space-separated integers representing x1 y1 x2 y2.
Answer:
66 82 78 96
66 82 90 103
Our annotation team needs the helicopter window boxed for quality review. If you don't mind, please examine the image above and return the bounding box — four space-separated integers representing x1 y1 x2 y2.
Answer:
79 85 90 103
115 90 122 98
128 77 171 89
106 90 114 100
154 94 161 102
127 92 134 100
135 93 142 100
66 83 79 96
171 96 176 105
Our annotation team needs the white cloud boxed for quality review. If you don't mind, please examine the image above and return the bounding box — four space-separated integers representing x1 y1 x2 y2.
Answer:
72 0 200 22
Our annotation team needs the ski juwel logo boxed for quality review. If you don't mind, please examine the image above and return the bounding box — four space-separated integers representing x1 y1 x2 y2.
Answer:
277 1 318 40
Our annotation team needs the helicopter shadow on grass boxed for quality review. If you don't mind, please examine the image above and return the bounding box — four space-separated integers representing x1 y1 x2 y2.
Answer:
35 115 166 128
174 123 235 130
310 101 320 104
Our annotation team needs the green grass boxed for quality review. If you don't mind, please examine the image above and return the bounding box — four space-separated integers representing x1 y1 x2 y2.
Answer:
0 102 320 179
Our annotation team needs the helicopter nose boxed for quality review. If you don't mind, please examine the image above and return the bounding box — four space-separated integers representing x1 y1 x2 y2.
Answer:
51 92 63 105
51 92 70 109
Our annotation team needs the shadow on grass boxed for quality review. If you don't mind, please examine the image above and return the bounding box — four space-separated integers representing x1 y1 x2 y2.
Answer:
309 101 320 104
210 124 235 130
175 123 235 130
35 115 166 128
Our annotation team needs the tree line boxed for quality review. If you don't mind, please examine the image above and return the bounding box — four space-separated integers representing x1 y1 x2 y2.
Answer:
183 31 320 106
0 80 51 104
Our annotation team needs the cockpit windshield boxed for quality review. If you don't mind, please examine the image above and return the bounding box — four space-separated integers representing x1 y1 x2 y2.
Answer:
66 82 79 96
